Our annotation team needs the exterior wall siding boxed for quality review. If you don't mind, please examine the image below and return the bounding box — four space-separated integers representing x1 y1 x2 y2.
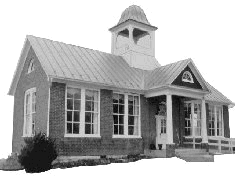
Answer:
49 85 143 156
12 47 50 153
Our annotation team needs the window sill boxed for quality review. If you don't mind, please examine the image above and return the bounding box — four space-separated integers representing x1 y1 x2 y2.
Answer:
64 134 101 138
112 135 142 139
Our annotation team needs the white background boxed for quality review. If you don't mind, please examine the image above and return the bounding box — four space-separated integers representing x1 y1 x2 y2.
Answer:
0 0 235 175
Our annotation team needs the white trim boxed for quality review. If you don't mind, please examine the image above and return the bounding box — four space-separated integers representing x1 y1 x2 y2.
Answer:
145 85 208 99
64 85 101 137
112 92 141 138
166 94 174 144
46 87 50 137
23 87 36 137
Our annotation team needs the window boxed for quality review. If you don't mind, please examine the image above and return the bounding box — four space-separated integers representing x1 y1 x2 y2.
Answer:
113 93 125 135
65 86 100 137
184 102 201 137
208 105 223 137
66 87 81 134
128 95 140 135
23 88 36 137
27 59 35 73
182 71 194 83
85 90 99 134
113 93 141 138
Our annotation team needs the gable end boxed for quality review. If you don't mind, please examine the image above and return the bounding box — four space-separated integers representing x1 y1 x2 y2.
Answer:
172 65 203 90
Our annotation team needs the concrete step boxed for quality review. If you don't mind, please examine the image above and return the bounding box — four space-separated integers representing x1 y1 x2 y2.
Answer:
175 149 207 156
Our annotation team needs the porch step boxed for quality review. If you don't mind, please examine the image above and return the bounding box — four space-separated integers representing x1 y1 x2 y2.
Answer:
175 149 214 162
175 148 207 156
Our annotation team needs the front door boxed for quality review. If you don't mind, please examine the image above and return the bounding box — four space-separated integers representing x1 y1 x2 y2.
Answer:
156 115 167 149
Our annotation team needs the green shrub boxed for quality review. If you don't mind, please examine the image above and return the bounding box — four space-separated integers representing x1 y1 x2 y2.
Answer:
18 132 57 173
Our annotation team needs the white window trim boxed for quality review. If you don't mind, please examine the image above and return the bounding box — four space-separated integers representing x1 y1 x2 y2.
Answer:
182 71 194 83
208 104 224 137
23 87 36 137
184 100 202 138
112 92 141 139
64 85 101 138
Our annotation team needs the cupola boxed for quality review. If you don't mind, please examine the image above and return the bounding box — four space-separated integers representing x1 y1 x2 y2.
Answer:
109 5 160 70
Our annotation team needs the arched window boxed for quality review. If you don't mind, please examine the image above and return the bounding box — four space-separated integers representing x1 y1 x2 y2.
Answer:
182 71 194 83
27 59 35 73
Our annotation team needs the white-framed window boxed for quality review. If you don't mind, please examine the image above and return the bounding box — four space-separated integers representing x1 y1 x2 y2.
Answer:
113 92 141 138
208 105 223 137
182 71 194 83
184 101 201 137
23 88 36 137
27 59 35 74
65 86 100 137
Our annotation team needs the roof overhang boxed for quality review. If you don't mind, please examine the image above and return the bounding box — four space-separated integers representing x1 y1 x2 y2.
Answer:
145 85 210 99
109 19 158 32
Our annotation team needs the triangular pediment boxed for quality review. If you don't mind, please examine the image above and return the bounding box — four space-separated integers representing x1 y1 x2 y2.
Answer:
171 61 209 92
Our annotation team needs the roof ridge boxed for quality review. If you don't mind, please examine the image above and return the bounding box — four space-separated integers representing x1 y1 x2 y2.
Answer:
27 35 120 59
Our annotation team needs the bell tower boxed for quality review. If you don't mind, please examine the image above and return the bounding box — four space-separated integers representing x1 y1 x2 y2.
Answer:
109 5 160 70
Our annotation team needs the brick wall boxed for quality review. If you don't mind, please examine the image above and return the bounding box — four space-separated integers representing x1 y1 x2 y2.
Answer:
49 85 144 156
12 47 49 153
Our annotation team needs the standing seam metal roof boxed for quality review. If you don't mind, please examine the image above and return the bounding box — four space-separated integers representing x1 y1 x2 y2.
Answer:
27 35 144 90
10 35 233 106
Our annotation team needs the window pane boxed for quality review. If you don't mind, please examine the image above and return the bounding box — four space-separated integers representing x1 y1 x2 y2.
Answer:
119 105 124 114
93 113 98 124
128 126 134 135
113 104 118 114
67 99 73 110
67 111 72 121
85 101 92 111
74 100 80 110
113 94 119 104
134 96 139 106
114 125 118 134
85 112 91 123
128 116 134 125
85 90 93 101
128 105 133 115
119 115 124 124
85 124 91 134
119 125 124 134
67 123 72 134
74 91 81 99
73 123 79 134
119 94 124 104
134 106 139 115
74 111 80 122
128 95 133 105
113 115 118 124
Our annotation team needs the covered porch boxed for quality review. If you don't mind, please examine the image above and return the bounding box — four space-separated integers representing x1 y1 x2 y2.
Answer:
144 85 235 157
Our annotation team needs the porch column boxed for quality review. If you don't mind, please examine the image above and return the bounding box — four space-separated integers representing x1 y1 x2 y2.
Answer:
201 98 208 143
166 94 174 144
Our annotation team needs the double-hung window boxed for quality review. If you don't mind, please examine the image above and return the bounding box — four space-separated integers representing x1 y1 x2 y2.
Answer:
113 92 141 138
208 105 223 137
23 88 36 137
65 86 100 137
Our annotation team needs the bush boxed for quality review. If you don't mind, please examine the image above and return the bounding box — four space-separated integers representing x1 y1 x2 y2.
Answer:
18 132 57 173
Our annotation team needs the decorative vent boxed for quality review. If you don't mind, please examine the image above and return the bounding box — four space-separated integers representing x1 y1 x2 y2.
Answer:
182 71 194 83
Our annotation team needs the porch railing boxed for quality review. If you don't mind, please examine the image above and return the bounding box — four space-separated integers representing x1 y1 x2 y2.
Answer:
208 137 235 154
183 136 235 154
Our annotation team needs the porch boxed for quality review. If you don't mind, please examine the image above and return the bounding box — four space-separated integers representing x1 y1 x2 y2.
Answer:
144 86 234 158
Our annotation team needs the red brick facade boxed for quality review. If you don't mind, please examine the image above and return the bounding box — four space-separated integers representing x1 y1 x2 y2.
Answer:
12 47 49 153
49 84 143 156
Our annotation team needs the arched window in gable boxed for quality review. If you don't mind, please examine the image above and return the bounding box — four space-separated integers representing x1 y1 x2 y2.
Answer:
182 71 194 83
27 59 35 74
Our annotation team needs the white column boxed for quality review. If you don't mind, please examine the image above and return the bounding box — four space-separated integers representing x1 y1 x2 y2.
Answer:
166 94 174 144
201 98 208 143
